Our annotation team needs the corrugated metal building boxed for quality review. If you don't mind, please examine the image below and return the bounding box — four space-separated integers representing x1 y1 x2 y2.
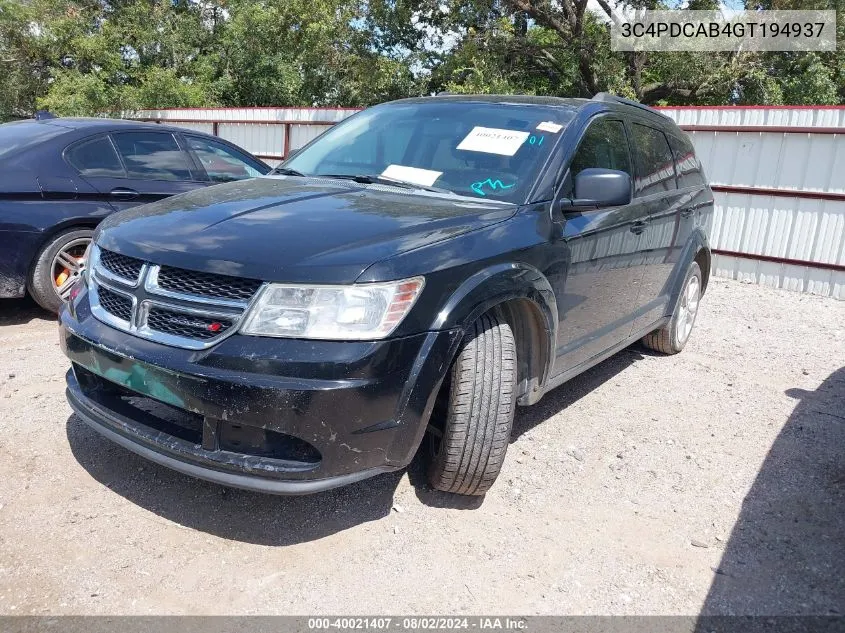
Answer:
133 104 845 299
133 107 358 166
659 106 844 299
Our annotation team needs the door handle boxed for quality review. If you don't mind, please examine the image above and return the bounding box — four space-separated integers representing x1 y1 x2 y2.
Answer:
110 188 139 201
630 220 649 235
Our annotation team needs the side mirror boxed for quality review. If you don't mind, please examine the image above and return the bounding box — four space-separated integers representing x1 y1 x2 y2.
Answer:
563 168 632 210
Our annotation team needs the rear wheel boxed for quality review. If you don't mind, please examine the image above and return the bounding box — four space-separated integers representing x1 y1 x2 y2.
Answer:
641 261 702 355
28 228 93 313
427 311 516 496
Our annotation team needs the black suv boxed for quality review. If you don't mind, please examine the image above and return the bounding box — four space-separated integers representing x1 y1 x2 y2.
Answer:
60 94 713 497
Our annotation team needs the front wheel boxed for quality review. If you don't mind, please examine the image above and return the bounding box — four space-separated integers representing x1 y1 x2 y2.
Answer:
28 228 93 313
641 261 702 355
427 311 517 496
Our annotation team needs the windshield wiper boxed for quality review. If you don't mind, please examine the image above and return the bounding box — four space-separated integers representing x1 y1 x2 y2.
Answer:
270 166 306 176
317 173 454 195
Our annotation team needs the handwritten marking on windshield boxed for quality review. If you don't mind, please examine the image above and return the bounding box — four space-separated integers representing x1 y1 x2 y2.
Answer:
471 178 516 196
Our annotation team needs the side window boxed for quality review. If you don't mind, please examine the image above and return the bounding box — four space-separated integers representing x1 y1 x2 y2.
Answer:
668 133 703 189
631 124 677 197
186 136 265 183
65 137 125 177
567 118 632 193
112 132 193 181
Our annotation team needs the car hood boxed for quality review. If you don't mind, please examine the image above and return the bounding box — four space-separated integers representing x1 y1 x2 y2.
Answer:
96 176 515 283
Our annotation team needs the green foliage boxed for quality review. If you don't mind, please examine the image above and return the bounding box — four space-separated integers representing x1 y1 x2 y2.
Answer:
0 0 841 121
0 0 49 120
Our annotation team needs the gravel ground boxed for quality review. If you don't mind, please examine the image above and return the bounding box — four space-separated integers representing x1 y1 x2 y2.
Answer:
0 279 843 616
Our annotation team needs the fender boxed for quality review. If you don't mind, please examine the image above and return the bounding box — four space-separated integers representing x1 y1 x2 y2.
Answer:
430 262 558 405
667 227 711 313
23 213 110 281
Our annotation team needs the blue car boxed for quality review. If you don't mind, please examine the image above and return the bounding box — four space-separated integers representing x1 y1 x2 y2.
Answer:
0 117 270 312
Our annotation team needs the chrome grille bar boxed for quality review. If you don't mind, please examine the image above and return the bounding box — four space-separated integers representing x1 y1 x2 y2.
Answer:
88 244 264 350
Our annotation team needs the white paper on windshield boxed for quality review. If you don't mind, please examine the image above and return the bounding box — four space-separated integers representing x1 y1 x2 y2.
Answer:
456 127 530 156
381 164 443 187
536 121 564 133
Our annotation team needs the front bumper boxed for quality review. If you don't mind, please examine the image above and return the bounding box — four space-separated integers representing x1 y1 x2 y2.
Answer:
60 291 462 494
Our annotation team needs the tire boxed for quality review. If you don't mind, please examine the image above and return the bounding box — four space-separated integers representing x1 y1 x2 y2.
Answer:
428 311 517 496
28 228 93 313
641 261 702 355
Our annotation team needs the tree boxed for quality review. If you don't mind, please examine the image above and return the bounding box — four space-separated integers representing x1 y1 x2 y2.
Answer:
18 0 221 115
744 0 844 105
214 0 418 107
438 0 764 104
0 0 841 121
0 0 50 120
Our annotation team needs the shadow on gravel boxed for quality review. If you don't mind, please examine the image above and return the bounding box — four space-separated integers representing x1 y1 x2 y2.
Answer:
0 297 53 326
406 453 485 510
697 366 845 619
66 414 402 546
510 347 645 442
405 345 646 510
65 344 648 540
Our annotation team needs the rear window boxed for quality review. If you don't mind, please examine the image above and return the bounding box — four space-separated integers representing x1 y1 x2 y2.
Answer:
631 124 677 197
65 136 125 177
0 121 68 160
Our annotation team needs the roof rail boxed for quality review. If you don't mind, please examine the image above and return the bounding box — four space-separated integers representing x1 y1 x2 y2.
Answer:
591 93 668 118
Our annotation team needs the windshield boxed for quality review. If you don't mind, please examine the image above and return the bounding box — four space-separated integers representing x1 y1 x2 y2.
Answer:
283 101 575 203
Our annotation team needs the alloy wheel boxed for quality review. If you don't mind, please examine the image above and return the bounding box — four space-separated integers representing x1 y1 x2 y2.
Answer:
51 237 90 301
675 274 700 347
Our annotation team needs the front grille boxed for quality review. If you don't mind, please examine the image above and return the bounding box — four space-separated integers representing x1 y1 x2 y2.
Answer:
146 306 234 340
99 249 144 283
90 244 260 349
156 266 262 302
97 287 133 322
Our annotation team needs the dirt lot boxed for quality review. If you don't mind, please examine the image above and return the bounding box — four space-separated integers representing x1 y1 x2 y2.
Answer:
0 279 843 616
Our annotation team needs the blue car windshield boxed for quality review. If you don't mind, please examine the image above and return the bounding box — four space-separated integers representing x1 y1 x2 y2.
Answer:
283 101 576 203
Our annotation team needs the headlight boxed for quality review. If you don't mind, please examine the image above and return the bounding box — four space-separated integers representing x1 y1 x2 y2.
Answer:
239 276 425 340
